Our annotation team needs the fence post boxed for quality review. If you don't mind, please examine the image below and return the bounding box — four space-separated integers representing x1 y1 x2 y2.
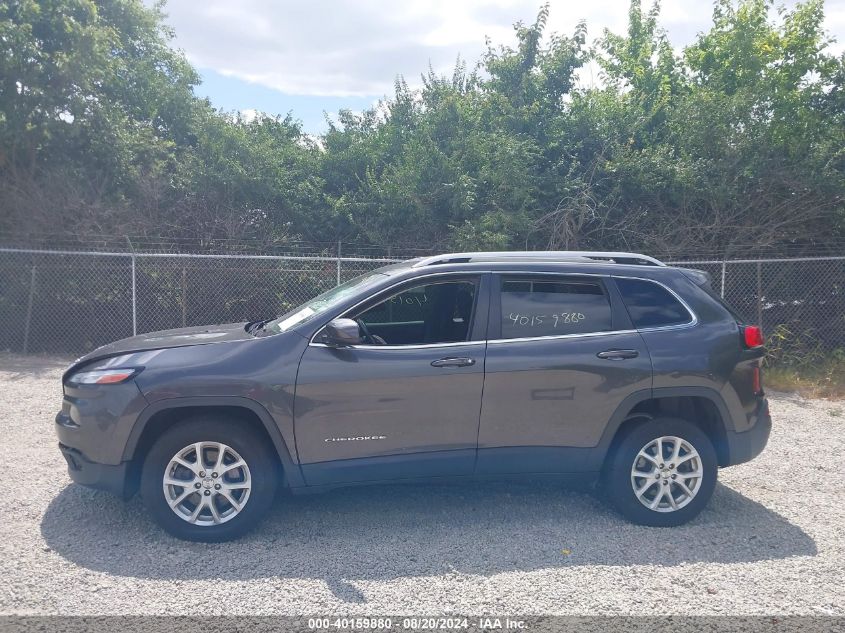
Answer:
756 261 763 327
22 265 37 354
336 240 342 286
126 237 137 336
720 261 727 298
129 254 137 335
181 266 187 327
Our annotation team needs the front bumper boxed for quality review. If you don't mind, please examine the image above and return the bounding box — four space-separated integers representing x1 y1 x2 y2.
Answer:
724 398 772 466
59 443 131 498
55 378 148 465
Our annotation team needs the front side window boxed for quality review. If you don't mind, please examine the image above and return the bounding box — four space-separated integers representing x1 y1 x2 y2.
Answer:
615 278 693 328
499 277 613 338
352 279 477 346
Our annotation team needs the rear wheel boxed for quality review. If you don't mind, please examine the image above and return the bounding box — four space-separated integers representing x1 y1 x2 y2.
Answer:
140 416 278 541
604 417 717 527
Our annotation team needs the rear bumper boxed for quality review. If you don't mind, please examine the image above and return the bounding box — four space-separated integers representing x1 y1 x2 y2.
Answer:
59 443 131 498
724 398 772 466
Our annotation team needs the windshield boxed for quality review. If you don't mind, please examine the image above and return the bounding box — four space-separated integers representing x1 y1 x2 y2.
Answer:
263 270 390 334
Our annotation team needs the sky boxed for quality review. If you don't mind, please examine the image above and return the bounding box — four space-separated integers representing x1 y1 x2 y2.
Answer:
153 0 845 134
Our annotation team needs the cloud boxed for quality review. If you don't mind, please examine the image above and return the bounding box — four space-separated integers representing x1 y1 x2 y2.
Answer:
156 0 845 98
824 1 845 54
239 108 260 123
159 0 559 97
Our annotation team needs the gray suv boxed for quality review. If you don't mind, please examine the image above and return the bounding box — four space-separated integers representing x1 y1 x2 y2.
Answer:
55 251 771 541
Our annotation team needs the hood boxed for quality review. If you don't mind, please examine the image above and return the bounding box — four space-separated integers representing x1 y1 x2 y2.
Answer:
66 322 254 375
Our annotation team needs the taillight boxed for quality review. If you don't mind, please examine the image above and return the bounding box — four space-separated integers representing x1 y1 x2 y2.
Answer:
742 325 764 348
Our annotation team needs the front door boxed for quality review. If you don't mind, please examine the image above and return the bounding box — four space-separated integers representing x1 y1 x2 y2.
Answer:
294 274 489 485
476 273 652 474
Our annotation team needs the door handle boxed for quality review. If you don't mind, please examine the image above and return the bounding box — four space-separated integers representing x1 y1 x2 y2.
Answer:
431 357 476 368
597 349 639 360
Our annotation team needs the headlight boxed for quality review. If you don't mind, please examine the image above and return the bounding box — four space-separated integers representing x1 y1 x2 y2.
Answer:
66 368 140 385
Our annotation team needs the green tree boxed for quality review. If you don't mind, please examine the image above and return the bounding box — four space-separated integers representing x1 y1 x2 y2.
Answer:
1 0 842 257
0 0 201 234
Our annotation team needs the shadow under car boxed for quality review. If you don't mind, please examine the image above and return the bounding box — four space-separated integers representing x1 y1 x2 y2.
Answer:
41 478 816 586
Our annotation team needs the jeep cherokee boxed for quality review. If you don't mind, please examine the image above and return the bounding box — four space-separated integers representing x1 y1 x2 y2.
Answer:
55 251 771 541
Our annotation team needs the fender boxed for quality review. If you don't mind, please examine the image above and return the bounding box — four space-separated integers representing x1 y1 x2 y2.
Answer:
123 396 305 488
594 386 736 457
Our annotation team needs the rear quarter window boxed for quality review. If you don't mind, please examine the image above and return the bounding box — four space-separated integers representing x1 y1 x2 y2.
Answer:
500 278 613 338
615 277 693 328
696 280 746 323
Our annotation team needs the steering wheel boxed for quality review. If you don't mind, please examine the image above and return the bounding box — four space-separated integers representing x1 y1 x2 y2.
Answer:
355 318 385 345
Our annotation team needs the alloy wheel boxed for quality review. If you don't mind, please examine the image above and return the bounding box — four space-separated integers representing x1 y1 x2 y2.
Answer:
630 435 703 513
162 441 252 526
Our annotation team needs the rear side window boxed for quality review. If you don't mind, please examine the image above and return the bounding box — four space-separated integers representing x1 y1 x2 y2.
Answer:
500 277 613 338
616 278 692 328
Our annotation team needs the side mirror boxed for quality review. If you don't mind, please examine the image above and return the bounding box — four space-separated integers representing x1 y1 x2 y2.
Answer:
322 318 363 347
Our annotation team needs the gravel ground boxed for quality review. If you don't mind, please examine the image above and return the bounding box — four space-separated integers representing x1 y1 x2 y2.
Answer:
1 352 843 616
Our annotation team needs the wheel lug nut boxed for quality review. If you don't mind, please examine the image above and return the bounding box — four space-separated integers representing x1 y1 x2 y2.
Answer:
199 471 206 477
662 480 668 485
194 482 201 489
203 490 211 496
670 464 675 469
659 463 664 468
672 474 677 479
214 484 221 490
212 472 218 478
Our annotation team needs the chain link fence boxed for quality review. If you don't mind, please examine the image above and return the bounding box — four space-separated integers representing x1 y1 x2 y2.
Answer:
678 257 845 365
0 249 396 355
1 247 843 364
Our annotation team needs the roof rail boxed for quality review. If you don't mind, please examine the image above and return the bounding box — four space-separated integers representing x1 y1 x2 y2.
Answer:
411 251 666 268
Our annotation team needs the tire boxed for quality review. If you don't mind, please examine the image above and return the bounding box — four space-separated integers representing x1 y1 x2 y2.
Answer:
603 416 717 527
140 416 279 542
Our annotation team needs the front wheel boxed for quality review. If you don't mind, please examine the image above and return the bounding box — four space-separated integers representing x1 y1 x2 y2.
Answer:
603 417 717 527
140 416 278 541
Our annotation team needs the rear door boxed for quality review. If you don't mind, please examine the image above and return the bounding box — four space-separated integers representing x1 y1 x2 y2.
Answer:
294 273 490 485
476 273 652 474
